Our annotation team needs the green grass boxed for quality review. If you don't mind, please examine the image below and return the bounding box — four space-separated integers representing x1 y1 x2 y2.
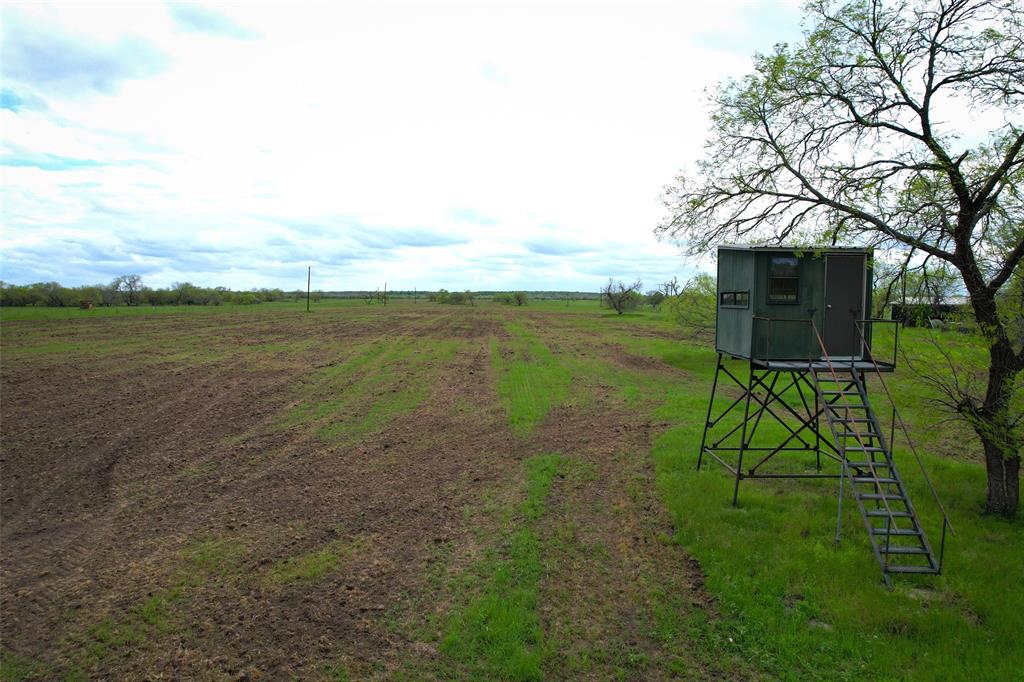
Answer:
61 586 184 674
491 321 574 435
879 326 1023 458
264 538 362 586
440 454 567 680
182 537 247 578
0 300 376 322
283 335 461 444
0 651 46 682
611 323 1024 681
486 306 1023 680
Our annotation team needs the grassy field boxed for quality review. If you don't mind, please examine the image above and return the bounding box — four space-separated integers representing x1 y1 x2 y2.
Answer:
1 299 1021 680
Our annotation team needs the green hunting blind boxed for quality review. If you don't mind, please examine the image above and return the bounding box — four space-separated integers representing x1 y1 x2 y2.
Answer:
699 245 953 586
715 246 874 362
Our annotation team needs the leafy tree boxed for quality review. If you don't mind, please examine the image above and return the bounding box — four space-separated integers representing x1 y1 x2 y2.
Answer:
601 279 643 315
657 0 1023 516
78 285 104 307
171 281 199 305
666 274 718 333
112 274 143 306
99 283 121 307
36 282 73 307
513 291 529 306
445 290 476 306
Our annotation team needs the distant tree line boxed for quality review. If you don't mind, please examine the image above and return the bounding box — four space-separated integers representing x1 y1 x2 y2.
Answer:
428 289 476 305
0 277 296 307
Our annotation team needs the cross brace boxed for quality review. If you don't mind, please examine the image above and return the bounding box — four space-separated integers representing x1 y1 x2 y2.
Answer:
698 353 854 505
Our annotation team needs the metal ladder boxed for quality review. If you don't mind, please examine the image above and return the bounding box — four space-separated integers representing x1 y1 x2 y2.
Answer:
811 366 941 585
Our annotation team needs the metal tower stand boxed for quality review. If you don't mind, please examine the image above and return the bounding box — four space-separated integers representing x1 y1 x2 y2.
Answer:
697 353 853 505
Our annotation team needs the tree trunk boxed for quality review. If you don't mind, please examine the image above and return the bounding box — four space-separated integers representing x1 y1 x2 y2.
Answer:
955 260 1022 519
983 438 1020 518
977 335 1022 519
973 329 1022 519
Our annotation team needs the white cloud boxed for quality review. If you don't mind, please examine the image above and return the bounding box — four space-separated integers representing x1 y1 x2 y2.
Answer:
1 0 806 290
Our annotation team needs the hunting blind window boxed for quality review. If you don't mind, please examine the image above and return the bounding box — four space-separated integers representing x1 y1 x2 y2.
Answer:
767 256 799 303
719 291 749 308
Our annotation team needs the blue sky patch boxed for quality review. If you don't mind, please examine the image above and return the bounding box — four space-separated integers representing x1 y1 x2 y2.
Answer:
168 3 258 39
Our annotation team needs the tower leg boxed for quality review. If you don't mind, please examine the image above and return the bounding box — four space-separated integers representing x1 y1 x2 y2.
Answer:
835 458 846 545
697 353 723 471
732 366 755 506
814 372 822 471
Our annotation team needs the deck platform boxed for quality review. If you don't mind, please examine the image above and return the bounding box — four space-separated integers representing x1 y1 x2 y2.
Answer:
748 358 896 373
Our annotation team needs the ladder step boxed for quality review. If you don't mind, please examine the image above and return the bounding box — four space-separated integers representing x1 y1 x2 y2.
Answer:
853 476 899 484
872 528 921 536
848 461 893 468
886 565 940 575
866 509 911 517
822 390 859 395
860 493 906 501
845 446 886 452
827 404 869 409
878 546 929 555
837 432 882 438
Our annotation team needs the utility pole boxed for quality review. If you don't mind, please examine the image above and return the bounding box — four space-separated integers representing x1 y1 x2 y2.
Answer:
384 281 387 306
306 266 311 312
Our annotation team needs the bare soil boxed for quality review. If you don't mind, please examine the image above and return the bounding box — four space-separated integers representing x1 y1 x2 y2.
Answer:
1 304 722 679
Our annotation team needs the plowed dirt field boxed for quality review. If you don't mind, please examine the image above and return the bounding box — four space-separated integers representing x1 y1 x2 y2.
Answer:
1 302 732 680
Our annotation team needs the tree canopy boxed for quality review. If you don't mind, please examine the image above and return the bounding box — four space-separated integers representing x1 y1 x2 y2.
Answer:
658 0 1023 516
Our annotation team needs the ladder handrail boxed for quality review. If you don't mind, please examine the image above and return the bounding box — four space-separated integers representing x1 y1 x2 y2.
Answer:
807 320 899 533
854 320 956 537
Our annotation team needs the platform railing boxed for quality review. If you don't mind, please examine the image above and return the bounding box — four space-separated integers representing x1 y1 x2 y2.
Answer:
751 314 901 369
856 318 899 369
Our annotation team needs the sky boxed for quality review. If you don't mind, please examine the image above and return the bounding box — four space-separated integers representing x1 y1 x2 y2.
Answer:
1 1 806 292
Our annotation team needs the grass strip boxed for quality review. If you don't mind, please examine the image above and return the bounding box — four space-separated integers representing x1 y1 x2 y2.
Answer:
284 337 460 444
440 453 566 680
491 321 573 436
